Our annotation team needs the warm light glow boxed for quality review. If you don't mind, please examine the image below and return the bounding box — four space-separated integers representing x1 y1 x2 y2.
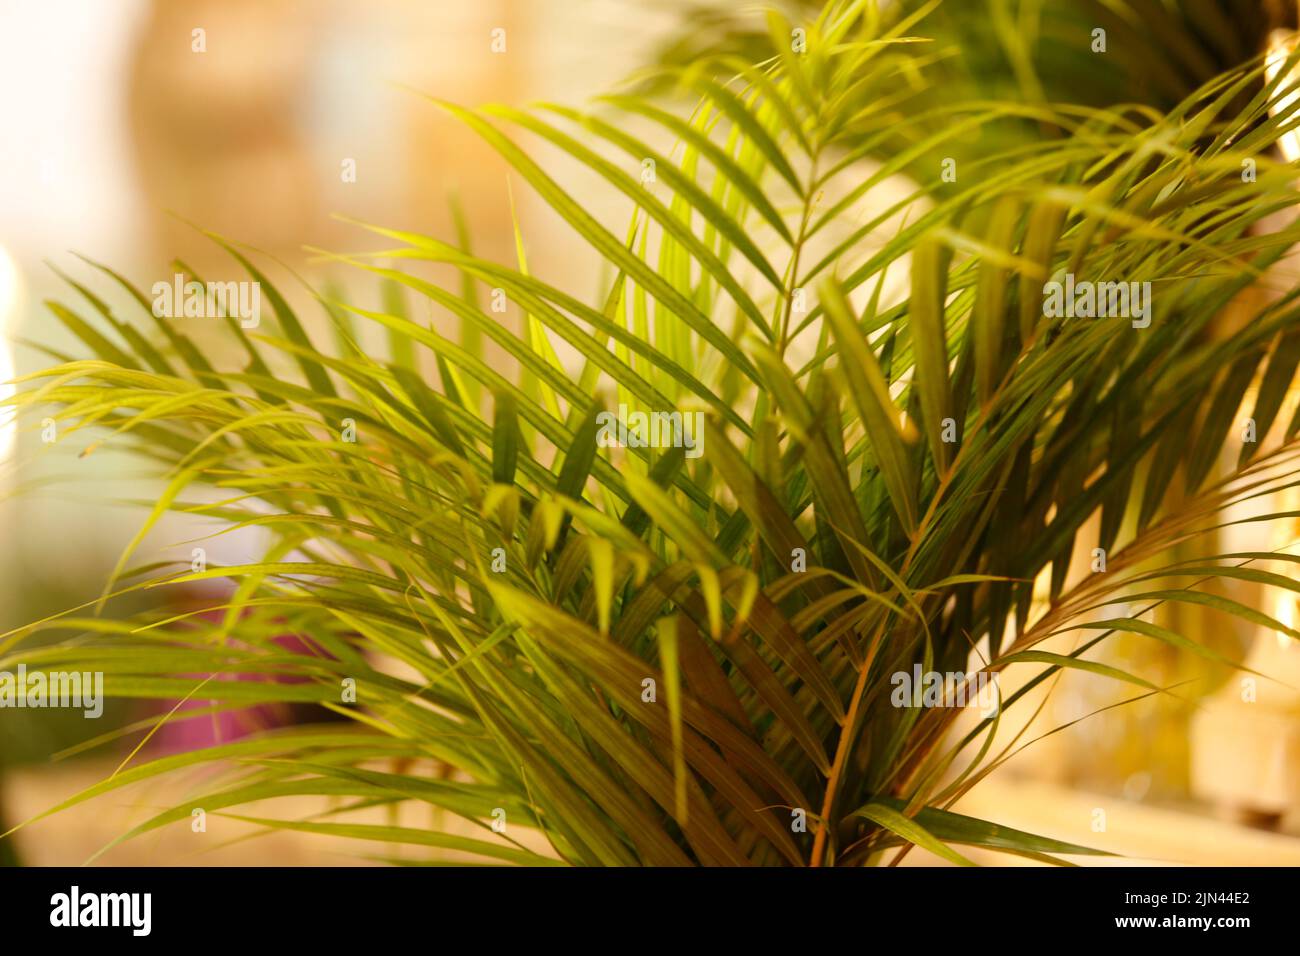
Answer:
1266 30 1300 164
0 245 18 462
1277 591 1295 651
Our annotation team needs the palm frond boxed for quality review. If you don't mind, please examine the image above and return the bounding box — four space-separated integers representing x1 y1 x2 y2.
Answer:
6 0 1300 867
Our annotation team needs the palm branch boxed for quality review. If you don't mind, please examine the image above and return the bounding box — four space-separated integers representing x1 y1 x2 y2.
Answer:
5 0 1300 866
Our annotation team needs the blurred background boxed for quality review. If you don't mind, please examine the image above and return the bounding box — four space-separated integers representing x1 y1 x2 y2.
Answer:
0 0 1298 865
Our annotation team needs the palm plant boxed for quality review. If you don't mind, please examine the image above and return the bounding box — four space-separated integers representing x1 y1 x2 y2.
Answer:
6 0 1300 866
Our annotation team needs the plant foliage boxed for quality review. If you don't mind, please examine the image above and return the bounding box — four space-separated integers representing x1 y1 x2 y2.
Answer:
6 0 1300 866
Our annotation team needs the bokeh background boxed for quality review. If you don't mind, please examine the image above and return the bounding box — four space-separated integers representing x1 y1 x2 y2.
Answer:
1 0 1298 865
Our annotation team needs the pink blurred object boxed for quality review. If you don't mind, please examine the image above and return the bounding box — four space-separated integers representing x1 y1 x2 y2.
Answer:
144 622 327 755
